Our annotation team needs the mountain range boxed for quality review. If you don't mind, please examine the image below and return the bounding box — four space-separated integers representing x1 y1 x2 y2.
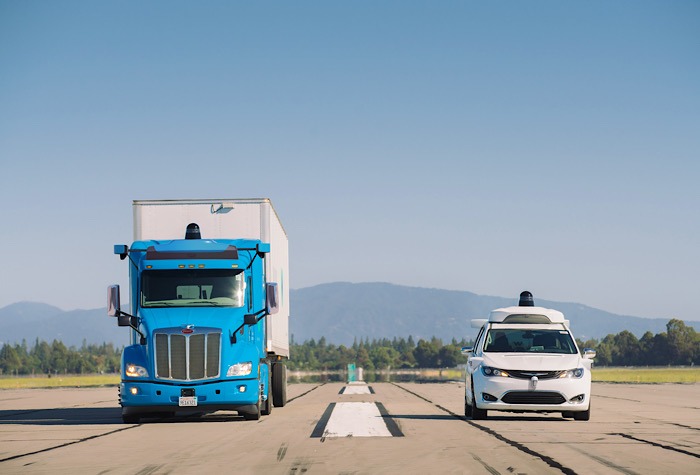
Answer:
1 282 695 348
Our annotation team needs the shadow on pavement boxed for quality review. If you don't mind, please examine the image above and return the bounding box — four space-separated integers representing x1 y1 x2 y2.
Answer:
0 408 251 425
0 407 123 425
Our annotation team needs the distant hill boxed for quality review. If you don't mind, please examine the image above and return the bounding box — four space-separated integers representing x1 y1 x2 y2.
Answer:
1 283 695 347
0 302 130 348
289 282 696 346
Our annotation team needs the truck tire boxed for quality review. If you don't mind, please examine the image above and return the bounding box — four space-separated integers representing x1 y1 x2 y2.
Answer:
243 401 261 421
122 411 140 424
272 362 287 407
261 365 273 416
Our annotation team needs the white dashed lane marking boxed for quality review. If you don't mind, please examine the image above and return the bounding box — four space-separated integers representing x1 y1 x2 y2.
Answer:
339 385 374 395
311 387 404 439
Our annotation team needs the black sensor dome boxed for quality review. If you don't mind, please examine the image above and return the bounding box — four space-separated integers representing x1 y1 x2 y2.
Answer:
185 223 201 240
519 291 534 307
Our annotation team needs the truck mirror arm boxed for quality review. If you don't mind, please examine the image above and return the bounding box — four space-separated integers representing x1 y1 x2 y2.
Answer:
116 310 147 345
229 309 268 344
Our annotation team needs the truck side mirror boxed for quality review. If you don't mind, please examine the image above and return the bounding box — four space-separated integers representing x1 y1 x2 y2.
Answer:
108 285 132 327
266 283 279 315
114 244 128 260
108 285 121 317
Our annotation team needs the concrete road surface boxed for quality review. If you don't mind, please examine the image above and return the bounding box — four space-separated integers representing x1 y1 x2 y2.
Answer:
0 381 698 474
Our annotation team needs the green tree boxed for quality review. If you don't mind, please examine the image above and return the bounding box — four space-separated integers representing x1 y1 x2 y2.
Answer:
666 319 697 365
50 340 69 374
371 346 400 369
414 339 439 368
0 344 22 375
437 344 464 368
611 331 640 366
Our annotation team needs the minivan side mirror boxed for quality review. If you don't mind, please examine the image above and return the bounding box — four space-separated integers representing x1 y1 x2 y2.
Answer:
583 348 596 359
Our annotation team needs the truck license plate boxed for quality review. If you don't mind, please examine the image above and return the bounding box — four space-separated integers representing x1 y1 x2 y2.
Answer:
179 396 198 407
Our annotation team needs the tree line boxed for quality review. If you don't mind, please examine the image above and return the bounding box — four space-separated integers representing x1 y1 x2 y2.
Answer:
287 336 471 372
0 339 121 376
288 319 698 370
578 319 698 366
0 319 697 375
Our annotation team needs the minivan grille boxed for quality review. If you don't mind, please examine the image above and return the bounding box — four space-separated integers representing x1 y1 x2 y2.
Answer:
155 330 221 381
501 391 566 405
507 370 565 380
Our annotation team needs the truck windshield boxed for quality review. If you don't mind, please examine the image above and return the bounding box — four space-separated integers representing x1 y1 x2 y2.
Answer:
141 269 245 308
484 329 577 354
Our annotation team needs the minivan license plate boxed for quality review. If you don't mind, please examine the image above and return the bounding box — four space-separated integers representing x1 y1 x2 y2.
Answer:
179 396 197 407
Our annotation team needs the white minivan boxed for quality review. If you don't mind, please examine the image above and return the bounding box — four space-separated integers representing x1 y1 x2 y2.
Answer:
464 291 595 420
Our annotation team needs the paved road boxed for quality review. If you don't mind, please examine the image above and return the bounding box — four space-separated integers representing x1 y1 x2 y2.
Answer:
0 382 698 474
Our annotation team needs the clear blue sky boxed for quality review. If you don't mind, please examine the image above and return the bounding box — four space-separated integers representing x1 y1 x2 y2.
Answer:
1 1 698 320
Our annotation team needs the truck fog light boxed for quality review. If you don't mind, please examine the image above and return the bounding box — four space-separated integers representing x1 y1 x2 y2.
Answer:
238 385 247 393
227 362 253 376
129 387 139 395
569 394 585 403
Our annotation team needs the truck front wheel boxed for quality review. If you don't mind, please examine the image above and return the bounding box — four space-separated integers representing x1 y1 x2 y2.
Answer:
261 365 273 416
243 401 261 421
272 362 287 407
122 411 140 424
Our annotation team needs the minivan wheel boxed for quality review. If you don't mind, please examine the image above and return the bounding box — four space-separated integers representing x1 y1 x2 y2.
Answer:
471 383 487 420
573 405 591 421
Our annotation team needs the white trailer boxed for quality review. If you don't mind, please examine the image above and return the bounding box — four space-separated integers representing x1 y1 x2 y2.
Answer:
132 198 290 358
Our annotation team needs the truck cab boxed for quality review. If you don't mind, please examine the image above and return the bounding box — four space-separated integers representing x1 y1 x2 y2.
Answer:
464 291 595 421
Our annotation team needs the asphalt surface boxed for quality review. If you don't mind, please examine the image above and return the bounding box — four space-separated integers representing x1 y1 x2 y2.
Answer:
0 381 698 474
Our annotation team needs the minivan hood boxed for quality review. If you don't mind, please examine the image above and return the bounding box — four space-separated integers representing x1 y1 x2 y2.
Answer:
483 353 581 371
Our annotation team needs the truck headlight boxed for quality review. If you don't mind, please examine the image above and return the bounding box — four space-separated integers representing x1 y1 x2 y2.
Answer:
481 366 510 377
125 364 148 377
559 368 584 379
227 362 253 376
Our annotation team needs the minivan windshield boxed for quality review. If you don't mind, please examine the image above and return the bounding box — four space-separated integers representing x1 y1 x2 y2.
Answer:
484 329 577 354
141 269 245 308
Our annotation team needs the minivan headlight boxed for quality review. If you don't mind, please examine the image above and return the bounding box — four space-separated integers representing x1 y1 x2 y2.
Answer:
481 366 510 377
559 368 584 379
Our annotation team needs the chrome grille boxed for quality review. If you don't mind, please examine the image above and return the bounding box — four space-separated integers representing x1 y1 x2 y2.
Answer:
154 329 221 381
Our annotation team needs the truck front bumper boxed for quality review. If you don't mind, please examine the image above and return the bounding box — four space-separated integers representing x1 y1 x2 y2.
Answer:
120 379 260 414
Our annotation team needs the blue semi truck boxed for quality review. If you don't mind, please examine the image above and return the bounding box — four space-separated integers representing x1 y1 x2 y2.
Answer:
107 199 289 423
